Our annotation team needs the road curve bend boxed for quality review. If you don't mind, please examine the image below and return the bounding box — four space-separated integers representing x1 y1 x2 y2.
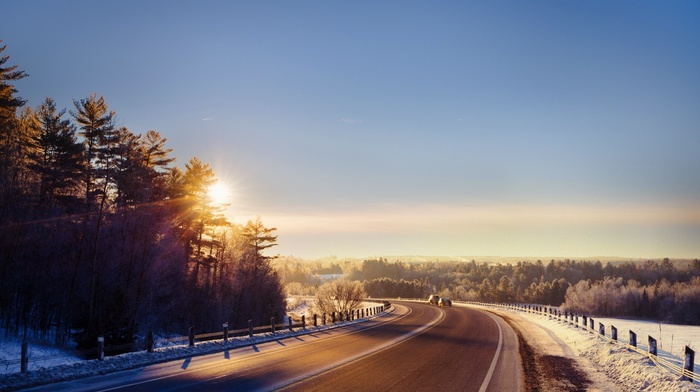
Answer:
24 302 521 392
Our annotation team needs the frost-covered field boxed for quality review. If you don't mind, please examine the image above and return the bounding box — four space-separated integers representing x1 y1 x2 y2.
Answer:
1 300 699 391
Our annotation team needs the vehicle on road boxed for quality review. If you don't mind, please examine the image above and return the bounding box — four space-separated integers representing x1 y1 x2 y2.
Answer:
427 294 440 306
438 298 452 307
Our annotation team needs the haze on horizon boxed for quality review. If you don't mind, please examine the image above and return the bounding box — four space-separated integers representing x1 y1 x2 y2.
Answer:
5 1 700 260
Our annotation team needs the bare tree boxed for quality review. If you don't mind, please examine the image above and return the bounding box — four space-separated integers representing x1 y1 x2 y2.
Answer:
314 279 366 315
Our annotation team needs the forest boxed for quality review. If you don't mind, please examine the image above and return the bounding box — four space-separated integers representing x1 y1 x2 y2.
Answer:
0 41 286 350
281 257 700 325
3 34 698 360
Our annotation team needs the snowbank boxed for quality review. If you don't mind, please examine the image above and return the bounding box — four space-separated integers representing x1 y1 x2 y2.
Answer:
0 317 375 391
477 303 699 392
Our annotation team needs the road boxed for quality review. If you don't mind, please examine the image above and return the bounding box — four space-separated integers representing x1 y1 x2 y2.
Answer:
25 302 521 391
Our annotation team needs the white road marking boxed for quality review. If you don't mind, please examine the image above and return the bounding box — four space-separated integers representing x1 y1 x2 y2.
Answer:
479 311 504 392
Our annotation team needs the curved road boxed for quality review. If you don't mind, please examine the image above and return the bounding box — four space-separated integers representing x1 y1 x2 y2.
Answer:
26 302 521 392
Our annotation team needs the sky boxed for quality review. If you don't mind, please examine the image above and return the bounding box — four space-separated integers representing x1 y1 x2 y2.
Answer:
4 1 700 260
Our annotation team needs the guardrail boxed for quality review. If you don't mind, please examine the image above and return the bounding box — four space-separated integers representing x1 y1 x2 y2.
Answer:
1 301 391 374
467 301 697 384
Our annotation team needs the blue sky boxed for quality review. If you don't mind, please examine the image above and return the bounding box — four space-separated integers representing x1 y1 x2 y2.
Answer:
5 1 700 259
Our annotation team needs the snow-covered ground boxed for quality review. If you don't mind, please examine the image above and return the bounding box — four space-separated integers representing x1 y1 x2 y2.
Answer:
0 298 378 391
474 303 700 392
1 300 698 391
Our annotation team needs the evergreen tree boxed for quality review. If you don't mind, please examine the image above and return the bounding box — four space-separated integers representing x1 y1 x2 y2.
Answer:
241 217 278 260
0 40 27 118
173 157 228 285
31 97 84 208
71 94 115 208
0 41 29 221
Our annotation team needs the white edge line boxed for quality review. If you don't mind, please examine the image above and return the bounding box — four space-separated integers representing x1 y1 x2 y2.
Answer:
479 311 504 392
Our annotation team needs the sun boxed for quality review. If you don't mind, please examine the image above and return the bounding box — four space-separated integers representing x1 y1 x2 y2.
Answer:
207 181 231 206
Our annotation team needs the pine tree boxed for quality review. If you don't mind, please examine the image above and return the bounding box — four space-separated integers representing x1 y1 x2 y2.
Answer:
241 218 278 260
174 157 228 284
71 94 115 208
31 97 84 208
0 41 29 219
0 40 27 118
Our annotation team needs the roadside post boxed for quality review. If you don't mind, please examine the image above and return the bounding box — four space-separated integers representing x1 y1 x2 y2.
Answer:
649 336 657 356
21 341 28 373
98 336 105 360
684 346 695 382
147 330 154 352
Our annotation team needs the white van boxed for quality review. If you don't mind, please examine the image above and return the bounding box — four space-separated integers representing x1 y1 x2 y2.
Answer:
427 294 440 306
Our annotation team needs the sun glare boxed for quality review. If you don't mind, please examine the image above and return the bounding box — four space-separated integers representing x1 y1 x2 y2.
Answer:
207 182 231 206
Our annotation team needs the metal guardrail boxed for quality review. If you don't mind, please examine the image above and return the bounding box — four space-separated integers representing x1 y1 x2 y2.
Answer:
468 301 697 384
1 301 391 373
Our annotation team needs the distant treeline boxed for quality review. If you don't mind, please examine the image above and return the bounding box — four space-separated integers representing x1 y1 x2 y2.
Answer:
0 41 285 349
563 276 700 325
281 257 700 325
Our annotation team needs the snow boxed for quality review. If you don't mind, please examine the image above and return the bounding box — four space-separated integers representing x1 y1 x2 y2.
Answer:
474 303 700 392
1 300 699 391
0 298 375 391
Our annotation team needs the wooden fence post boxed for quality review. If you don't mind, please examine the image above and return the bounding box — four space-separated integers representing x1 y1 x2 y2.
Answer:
599 322 605 336
302 315 306 330
223 323 229 343
684 346 695 382
21 341 28 373
189 327 195 347
288 316 293 331
271 317 275 334
648 336 657 356
248 319 253 338
630 330 637 347
323 313 327 325
314 314 318 327
98 336 105 360
611 325 617 341
147 330 154 353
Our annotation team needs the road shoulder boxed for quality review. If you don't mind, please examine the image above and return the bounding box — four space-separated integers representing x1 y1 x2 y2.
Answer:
486 308 621 392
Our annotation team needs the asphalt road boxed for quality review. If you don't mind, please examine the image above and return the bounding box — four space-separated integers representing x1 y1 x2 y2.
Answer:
25 302 521 392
